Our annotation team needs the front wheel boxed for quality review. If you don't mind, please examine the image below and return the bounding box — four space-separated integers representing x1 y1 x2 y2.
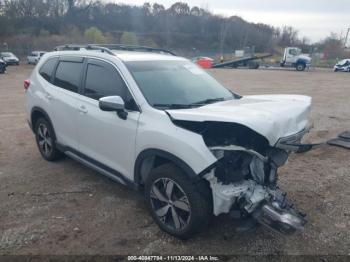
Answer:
145 164 212 239
296 63 306 71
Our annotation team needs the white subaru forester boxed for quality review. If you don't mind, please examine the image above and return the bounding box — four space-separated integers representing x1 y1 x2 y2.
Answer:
25 45 311 239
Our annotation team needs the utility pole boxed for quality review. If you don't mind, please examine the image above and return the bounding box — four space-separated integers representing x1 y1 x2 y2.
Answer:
345 28 350 48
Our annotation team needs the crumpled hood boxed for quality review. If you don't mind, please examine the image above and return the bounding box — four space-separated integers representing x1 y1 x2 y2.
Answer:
167 95 312 145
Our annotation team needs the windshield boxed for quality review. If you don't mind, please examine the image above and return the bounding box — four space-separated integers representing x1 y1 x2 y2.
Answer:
125 60 236 109
338 59 349 66
1 52 12 57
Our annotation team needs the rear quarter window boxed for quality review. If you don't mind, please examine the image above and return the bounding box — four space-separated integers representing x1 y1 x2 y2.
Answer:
39 57 58 82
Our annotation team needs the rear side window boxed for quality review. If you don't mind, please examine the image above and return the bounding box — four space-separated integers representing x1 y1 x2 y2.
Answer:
53 61 83 93
39 57 58 82
84 62 126 100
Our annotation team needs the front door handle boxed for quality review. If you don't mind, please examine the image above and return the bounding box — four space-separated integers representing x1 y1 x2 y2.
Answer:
78 105 88 114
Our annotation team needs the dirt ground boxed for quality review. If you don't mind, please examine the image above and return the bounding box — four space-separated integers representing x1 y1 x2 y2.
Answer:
0 65 349 256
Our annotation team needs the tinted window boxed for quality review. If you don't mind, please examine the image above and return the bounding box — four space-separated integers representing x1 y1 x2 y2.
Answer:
84 63 126 100
53 61 83 93
39 57 58 82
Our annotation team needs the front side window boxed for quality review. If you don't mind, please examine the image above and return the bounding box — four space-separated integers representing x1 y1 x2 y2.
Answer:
53 61 83 93
125 60 236 109
289 49 297 56
83 60 138 110
39 57 58 82
84 63 126 100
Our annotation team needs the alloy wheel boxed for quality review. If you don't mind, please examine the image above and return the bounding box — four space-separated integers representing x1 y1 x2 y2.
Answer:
150 178 191 230
37 123 53 157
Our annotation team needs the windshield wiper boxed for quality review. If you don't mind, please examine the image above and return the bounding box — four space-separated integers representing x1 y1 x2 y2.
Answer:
190 97 227 106
153 103 198 109
153 96 235 109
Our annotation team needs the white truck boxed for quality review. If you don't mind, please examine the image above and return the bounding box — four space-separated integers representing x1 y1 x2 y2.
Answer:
280 47 311 71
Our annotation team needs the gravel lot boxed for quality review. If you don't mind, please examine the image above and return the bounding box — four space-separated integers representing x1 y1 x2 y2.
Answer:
0 65 349 256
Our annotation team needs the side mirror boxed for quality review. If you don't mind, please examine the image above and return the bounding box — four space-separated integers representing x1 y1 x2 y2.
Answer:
99 96 128 120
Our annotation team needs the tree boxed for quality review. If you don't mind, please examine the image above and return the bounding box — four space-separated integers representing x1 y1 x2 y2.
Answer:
120 31 139 45
169 2 190 15
318 33 344 59
0 0 307 55
84 27 106 43
278 26 299 47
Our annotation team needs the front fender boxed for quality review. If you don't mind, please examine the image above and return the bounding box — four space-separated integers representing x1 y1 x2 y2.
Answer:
135 110 217 177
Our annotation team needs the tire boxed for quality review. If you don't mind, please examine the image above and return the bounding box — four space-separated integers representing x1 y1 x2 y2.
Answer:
296 63 306 71
34 117 63 161
145 163 212 239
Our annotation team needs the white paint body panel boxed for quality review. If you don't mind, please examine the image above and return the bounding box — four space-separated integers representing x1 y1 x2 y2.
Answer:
135 108 217 174
76 95 140 179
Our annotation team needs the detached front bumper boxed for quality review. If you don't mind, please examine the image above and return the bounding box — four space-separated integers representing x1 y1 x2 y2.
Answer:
275 124 320 153
253 200 307 235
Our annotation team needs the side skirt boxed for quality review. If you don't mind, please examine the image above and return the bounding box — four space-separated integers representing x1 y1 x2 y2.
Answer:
57 143 138 190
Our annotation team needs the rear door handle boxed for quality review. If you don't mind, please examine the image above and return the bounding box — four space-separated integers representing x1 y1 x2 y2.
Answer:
78 105 88 114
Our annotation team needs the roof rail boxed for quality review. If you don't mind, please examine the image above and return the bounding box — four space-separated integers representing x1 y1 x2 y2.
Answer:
94 44 177 56
54 44 176 56
54 44 116 56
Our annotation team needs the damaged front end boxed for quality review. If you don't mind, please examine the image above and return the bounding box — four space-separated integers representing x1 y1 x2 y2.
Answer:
203 151 306 235
176 120 308 235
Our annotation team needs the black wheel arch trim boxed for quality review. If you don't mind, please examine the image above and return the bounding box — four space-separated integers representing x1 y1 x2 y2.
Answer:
30 107 54 134
134 149 199 185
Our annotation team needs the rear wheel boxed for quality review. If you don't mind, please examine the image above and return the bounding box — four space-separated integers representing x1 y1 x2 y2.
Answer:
145 164 212 239
34 118 63 161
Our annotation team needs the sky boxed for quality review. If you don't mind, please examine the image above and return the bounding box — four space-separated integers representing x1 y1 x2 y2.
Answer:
108 0 350 43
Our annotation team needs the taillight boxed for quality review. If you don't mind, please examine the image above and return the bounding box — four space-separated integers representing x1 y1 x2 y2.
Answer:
24 79 30 91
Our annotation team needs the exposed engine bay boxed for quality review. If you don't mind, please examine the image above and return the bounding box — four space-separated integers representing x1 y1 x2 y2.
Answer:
174 120 309 235
203 150 306 235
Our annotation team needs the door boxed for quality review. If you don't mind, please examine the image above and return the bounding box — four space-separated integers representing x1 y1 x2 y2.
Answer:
77 58 140 179
49 56 84 150
286 48 298 63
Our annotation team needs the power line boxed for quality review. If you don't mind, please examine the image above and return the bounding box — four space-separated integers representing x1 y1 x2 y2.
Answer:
345 27 350 48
